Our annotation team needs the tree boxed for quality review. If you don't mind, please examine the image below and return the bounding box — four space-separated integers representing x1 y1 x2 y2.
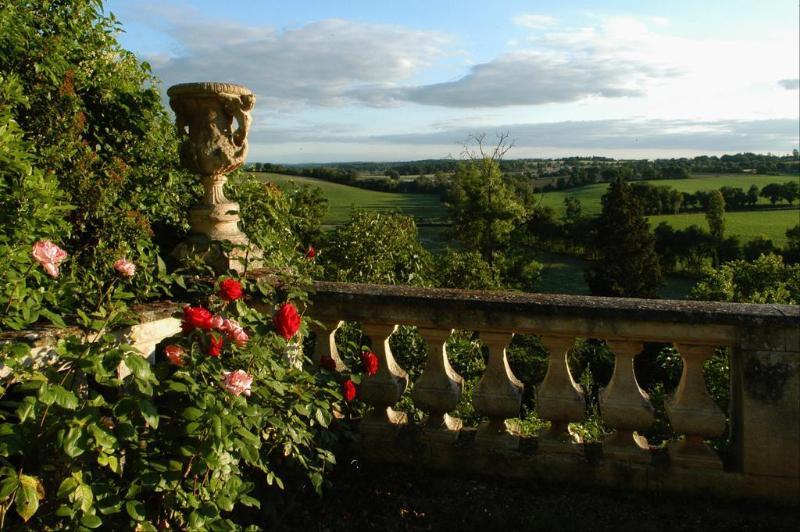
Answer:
690 253 800 304
586 177 662 298
780 180 799 205
705 190 726 242
321 210 431 285
746 184 760 207
446 133 526 265
783 224 800 264
0 0 194 299
760 183 783 205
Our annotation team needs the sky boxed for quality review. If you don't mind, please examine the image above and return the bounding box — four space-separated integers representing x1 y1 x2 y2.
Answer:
108 0 800 163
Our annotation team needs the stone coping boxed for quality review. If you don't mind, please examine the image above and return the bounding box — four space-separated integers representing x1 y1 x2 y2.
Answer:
2 279 796 344
310 280 799 328
167 82 253 97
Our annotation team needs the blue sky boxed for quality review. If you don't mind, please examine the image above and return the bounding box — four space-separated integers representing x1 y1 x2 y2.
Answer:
109 0 799 163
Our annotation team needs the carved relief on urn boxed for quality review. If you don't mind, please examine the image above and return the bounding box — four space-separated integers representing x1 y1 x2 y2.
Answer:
167 82 258 272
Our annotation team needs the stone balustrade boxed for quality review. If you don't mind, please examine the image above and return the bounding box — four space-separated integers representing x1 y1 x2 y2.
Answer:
308 280 799 503
2 280 797 503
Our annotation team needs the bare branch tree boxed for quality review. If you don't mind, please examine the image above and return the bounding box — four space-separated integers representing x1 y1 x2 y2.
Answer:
460 131 516 162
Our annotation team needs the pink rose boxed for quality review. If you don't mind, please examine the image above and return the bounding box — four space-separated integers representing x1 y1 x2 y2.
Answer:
31 240 68 278
210 314 225 330
230 327 249 347
218 319 249 347
164 344 185 366
113 258 136 278
222 369 253 397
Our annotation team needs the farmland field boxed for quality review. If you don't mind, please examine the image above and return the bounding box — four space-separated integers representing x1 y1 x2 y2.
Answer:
536 174 798 215
252 172 445 225
648 209 799 246
254 171 796 297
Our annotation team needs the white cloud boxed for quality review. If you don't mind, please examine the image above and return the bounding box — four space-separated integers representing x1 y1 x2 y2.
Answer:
129 5 451 108
778 78 799 90
512 14 556 29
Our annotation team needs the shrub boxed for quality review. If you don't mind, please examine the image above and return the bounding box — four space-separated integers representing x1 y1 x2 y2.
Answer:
0 269 349 529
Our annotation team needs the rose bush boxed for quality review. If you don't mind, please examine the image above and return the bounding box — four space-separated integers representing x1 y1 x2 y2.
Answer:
0 269 354 529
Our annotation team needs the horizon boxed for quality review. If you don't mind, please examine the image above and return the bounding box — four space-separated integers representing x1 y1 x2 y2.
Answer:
110 0 800 163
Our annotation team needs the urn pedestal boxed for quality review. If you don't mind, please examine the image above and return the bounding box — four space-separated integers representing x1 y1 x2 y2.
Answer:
167 82 260 273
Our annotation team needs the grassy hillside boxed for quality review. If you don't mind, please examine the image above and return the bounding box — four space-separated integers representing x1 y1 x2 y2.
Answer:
536 174 797 215
648 209 798 246
535 174 798 243
253 172 445 225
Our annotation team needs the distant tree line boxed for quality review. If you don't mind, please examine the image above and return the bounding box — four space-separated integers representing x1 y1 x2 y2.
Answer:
247 151 799 196
628 180 798 214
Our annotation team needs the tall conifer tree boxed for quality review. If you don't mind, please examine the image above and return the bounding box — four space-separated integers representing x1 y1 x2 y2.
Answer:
586 177 662 297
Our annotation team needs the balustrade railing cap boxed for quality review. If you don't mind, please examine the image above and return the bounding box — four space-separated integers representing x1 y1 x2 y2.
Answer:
167 82 253 98
310 280 800 328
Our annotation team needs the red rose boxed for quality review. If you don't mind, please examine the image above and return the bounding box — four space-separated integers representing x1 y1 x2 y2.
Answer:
342 379 356 401
218 278 243 302
361 350 379 376
305 246 316 259
320 355 337 371
164 344 185 366
273 303 301 340
182 306 213 332
208 334 224 357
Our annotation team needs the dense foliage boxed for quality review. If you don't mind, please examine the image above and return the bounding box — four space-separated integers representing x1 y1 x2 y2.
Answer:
586 177 663 298
690 253 800 304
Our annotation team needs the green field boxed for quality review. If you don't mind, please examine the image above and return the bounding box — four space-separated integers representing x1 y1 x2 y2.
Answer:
253 172 444 225
537 174 797 215
256 171 796 297
648 209 798 246
536 174 798 243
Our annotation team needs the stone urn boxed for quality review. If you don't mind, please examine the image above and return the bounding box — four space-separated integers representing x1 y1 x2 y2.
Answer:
168 82 258 272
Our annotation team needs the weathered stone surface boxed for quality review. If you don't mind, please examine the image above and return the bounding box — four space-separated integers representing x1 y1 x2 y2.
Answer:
359 324 409 437
666 344 726 469
536 335 585 453
473 332 522 450
168 82 257 272
412 328 463 441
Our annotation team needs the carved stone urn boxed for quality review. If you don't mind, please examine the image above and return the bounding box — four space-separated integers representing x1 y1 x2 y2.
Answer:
168 82 258 272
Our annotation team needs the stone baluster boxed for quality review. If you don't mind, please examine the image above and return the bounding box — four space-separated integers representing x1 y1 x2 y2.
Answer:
599 340 654 462
311 320 345 371
359 324 409 438
473 332 523 450
536 335 585 454
412 328 463 442
665 344 726 469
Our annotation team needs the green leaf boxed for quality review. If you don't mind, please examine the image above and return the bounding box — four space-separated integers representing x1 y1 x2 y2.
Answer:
56 477 78 499
314 408 331 428
89 424 118 450
15 396 36 422
0 475 18 500
16 475 42 522
124 353 153 383
74 483 94 513
125 500 146 522
182 407 203 421
139 399 159 429
81 513 103 528
63 426 86 457
52 385 78 410
39 308 66 328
